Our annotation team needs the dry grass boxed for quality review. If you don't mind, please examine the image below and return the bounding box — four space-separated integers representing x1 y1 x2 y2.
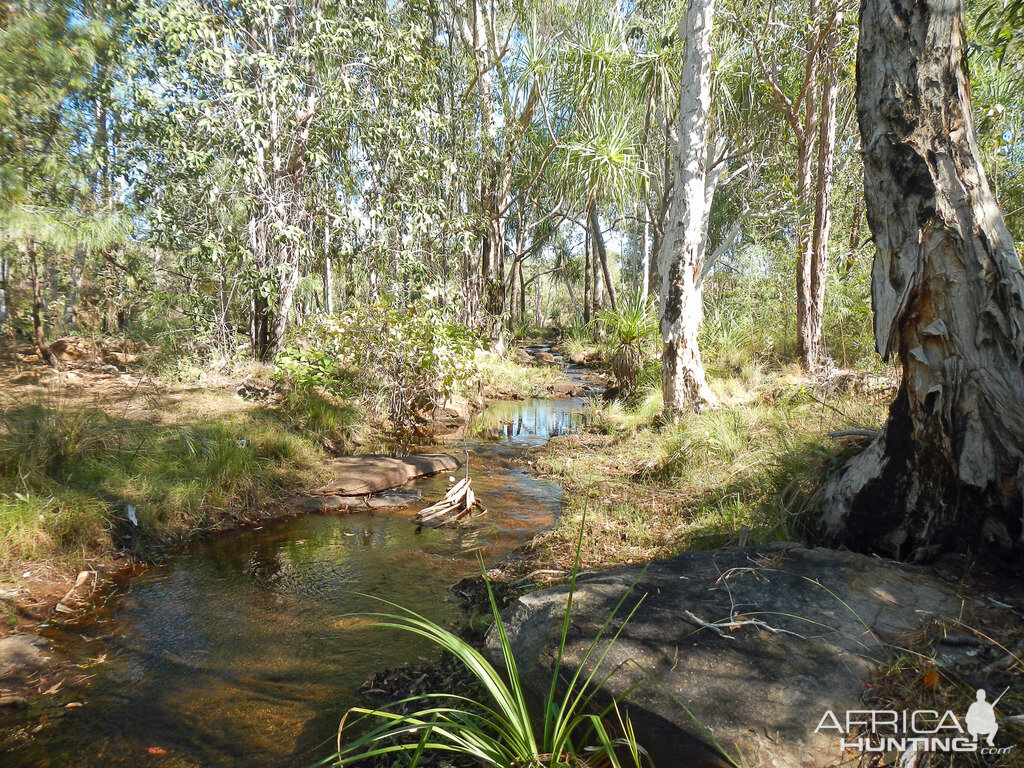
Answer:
528 372 890 571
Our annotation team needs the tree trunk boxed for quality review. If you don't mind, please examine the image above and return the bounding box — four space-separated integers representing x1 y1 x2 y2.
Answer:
795 0 822 373
27 239 56 366
1 250 9 324
657 0 718 415
583 227 592 325
589 203 618 312
815 0 1024 559
804 33 839 373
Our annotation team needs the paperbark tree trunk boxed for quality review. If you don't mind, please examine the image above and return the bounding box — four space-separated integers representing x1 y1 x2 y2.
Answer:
657 0 718 415
815 0 1024 558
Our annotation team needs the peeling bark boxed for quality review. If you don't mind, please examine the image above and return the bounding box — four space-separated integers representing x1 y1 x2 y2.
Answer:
657 0 718 415
816 0 1024 559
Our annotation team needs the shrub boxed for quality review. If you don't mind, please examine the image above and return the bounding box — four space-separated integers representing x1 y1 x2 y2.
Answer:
279 298 484 429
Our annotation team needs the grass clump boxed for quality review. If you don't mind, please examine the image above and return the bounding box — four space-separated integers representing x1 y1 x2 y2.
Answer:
263 385 362 447
333 542 662 768
0 397 331 576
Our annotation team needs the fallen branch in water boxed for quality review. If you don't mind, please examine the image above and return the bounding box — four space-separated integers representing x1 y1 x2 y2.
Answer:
415 477 486 527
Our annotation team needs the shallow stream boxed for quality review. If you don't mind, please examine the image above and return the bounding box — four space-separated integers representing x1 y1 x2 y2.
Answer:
2 362 592 768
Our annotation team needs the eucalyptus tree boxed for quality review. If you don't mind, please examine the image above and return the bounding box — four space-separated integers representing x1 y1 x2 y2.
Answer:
816 0 1024 557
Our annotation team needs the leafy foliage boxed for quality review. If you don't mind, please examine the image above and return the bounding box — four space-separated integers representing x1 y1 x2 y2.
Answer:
279 299 485 429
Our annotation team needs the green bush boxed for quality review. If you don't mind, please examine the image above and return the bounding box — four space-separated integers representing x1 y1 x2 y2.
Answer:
279 298 485 429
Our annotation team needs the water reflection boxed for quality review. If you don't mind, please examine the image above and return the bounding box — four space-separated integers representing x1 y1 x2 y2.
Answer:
1 391 589 768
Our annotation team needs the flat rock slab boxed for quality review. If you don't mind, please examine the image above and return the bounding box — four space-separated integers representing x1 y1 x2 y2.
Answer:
318 454 460 496
488 543 967 768
0 634 52 682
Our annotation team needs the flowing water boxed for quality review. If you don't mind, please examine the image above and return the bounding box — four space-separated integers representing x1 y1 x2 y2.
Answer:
1 367 592 768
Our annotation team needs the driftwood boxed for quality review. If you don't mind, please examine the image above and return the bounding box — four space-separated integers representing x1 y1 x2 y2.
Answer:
415 477 486 527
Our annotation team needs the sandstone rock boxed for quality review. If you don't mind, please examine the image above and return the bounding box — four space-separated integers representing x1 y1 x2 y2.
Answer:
49 337 96 363
569 352 589 364
0 634 53 682
365 489 423 509
534 351 557 364
550 381 581 397
318 454 461 496
488 544 967 768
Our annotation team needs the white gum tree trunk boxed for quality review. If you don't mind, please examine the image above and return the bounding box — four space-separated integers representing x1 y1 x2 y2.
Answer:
816 0 1024 559
657 0 718 415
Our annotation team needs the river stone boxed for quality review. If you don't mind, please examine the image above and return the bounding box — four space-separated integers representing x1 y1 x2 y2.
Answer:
534 351 557 364
318 454 461 496
0 634 52 682
487 543 966 768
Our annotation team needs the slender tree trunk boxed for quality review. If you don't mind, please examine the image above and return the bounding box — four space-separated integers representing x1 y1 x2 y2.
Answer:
589 203 618 312
805 34 839 372
323 256 333 314
0 251 7 324
657 0 718 415
517 258 526 324
845 198 863 277
795 0 822 372
816 0 1024 558
641 215 651 303
26 239 56 366
583 227 592 325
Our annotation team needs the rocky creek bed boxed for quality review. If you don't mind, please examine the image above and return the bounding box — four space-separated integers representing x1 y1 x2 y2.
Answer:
2 350 1020 767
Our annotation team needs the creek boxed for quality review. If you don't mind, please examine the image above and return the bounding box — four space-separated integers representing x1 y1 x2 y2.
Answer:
3 362 592 768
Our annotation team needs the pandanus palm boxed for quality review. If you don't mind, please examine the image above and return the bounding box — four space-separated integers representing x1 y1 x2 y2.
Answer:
598 291 658 396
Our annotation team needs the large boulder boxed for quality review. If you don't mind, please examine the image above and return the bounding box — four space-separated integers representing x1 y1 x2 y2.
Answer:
488 544 967 768
318 454 461 496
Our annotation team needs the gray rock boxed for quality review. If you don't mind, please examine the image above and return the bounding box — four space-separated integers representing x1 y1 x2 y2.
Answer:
0 634 53 682
487 544 966 768
293 489 423 512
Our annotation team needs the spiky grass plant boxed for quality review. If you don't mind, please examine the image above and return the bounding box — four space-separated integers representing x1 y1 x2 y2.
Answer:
330 532 653 768
597 293 658 397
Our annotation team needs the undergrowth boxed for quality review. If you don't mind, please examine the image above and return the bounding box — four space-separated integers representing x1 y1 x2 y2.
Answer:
532 373 889 569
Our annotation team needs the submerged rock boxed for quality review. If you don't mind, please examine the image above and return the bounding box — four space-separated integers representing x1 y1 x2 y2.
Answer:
293 489 423 513
318 454 460 496
488 543 967 768
0 634 53 682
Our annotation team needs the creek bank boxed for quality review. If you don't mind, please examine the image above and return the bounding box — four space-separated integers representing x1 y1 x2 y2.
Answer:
487 543 975 768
